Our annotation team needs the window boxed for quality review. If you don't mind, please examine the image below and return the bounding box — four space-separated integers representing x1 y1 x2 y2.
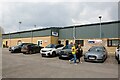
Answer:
75 40 84 46
107 39 120 47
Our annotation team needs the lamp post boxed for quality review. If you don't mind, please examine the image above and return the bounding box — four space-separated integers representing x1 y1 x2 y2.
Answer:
19 21 22 38
9 32 11 47
73 25 76 43
99 16 102 39
72 19 76 43
19 21 22 31
34 25 36 28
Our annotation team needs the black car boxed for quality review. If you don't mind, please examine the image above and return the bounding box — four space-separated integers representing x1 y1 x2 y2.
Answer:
58 45 73 59
9 43 31 53
21 44 44 54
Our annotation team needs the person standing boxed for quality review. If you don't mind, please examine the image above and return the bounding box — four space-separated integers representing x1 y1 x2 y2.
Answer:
76 44 83 63
69 43 77 65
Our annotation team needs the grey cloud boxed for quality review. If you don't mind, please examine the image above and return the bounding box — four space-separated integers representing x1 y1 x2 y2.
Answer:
1 2 118 33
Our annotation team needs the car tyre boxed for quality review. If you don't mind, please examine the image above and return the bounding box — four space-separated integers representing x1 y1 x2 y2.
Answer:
23 52 26 54
118 55 120 64
29 50 33 54
52 51 56 57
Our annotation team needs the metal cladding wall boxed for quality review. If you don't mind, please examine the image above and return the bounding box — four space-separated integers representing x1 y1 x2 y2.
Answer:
59 28 73 39
59 21 119 39
2 29 51 39
33 29 51 37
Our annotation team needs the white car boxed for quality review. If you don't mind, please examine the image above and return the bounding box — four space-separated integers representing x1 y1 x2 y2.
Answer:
115 44 120 64
40 44 64 57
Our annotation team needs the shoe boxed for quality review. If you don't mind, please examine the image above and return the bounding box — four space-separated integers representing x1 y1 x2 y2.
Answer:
69 60 71 62
74 63 77 65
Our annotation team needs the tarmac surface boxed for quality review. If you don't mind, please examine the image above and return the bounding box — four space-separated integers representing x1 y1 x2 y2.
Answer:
2 48 118 78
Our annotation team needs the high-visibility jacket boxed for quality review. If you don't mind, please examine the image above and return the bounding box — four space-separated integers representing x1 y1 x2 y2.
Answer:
72 46 76 54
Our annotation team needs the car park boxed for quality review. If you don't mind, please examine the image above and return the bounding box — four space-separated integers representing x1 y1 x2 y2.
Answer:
58 45 73 59
40 44 64 57
21 43 44 54
9 43 31 53
115 44 120 64
84 46 108 63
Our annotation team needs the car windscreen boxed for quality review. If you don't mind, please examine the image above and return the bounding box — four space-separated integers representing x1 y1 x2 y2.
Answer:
63 45 71 49
45 44 56 48
89 47 104 52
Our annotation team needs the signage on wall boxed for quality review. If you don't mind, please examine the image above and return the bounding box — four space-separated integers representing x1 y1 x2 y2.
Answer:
88 40 102 44
52 32 58 37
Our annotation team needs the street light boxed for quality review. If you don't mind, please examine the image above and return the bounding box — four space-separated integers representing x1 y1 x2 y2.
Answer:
19 21 22 32
18 21 22 38
99 16 102 39
34 25 36 28
72 19 76 43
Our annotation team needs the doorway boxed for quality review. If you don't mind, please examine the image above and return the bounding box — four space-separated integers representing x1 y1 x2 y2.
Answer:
65 40 69 46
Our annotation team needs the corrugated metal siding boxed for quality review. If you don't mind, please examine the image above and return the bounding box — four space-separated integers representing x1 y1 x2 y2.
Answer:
59 22 119 39
2 30 51 39
2 34 9 39
76 26 100 39
33 30 51 37
101 23 118 38
59 28 73 39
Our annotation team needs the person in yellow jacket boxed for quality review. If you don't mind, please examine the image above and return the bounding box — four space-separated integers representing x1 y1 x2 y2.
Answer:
69 43 77 65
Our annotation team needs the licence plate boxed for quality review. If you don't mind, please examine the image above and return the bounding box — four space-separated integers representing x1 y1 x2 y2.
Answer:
62 55 67 57
89 57 95 60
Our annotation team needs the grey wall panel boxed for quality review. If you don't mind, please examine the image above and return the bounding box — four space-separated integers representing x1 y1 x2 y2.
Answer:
102 23 118 38
59 28 73 39
33 30 51 37
76 26 100 39
2 35 9 39
11 34 20 38
20 32 32 38
59 22 119 39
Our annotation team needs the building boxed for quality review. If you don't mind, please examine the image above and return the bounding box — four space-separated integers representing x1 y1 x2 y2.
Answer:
2 20 120 54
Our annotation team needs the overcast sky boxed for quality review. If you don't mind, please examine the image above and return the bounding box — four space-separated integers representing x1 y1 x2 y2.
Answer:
0 0 119 33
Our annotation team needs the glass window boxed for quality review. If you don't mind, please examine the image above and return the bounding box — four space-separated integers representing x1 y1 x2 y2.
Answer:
107 39 120 47
75 40 84 46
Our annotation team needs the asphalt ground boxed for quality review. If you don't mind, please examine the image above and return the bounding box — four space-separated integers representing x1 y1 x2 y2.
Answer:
2 48 118 78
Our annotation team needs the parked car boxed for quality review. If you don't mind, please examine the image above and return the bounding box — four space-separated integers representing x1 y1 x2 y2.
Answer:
58 45 73 59
40 44 64 57
9 43 31 53
21 44 44 54
115 44 120 64
84 46 108 63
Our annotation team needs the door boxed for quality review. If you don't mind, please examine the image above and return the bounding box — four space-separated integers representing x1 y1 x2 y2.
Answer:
65 40 69 46
38 40 42 46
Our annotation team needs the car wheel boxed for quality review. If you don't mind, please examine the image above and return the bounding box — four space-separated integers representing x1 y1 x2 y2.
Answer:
29 50 33 54
118 55 120 64
115 52 117 59
84 59 87 62
41 54 44 57
59 57 62 59
52 51 56 57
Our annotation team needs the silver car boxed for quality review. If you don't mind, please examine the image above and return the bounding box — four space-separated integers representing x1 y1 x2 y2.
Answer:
84 46 108 63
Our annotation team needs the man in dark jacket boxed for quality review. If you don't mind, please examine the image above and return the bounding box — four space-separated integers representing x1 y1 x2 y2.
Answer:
76 44 83 63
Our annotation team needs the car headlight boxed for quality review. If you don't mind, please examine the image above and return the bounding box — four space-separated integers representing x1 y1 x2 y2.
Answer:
11 47 15 50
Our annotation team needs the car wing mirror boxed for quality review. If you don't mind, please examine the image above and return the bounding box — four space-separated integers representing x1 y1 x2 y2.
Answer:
117 49 120 51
